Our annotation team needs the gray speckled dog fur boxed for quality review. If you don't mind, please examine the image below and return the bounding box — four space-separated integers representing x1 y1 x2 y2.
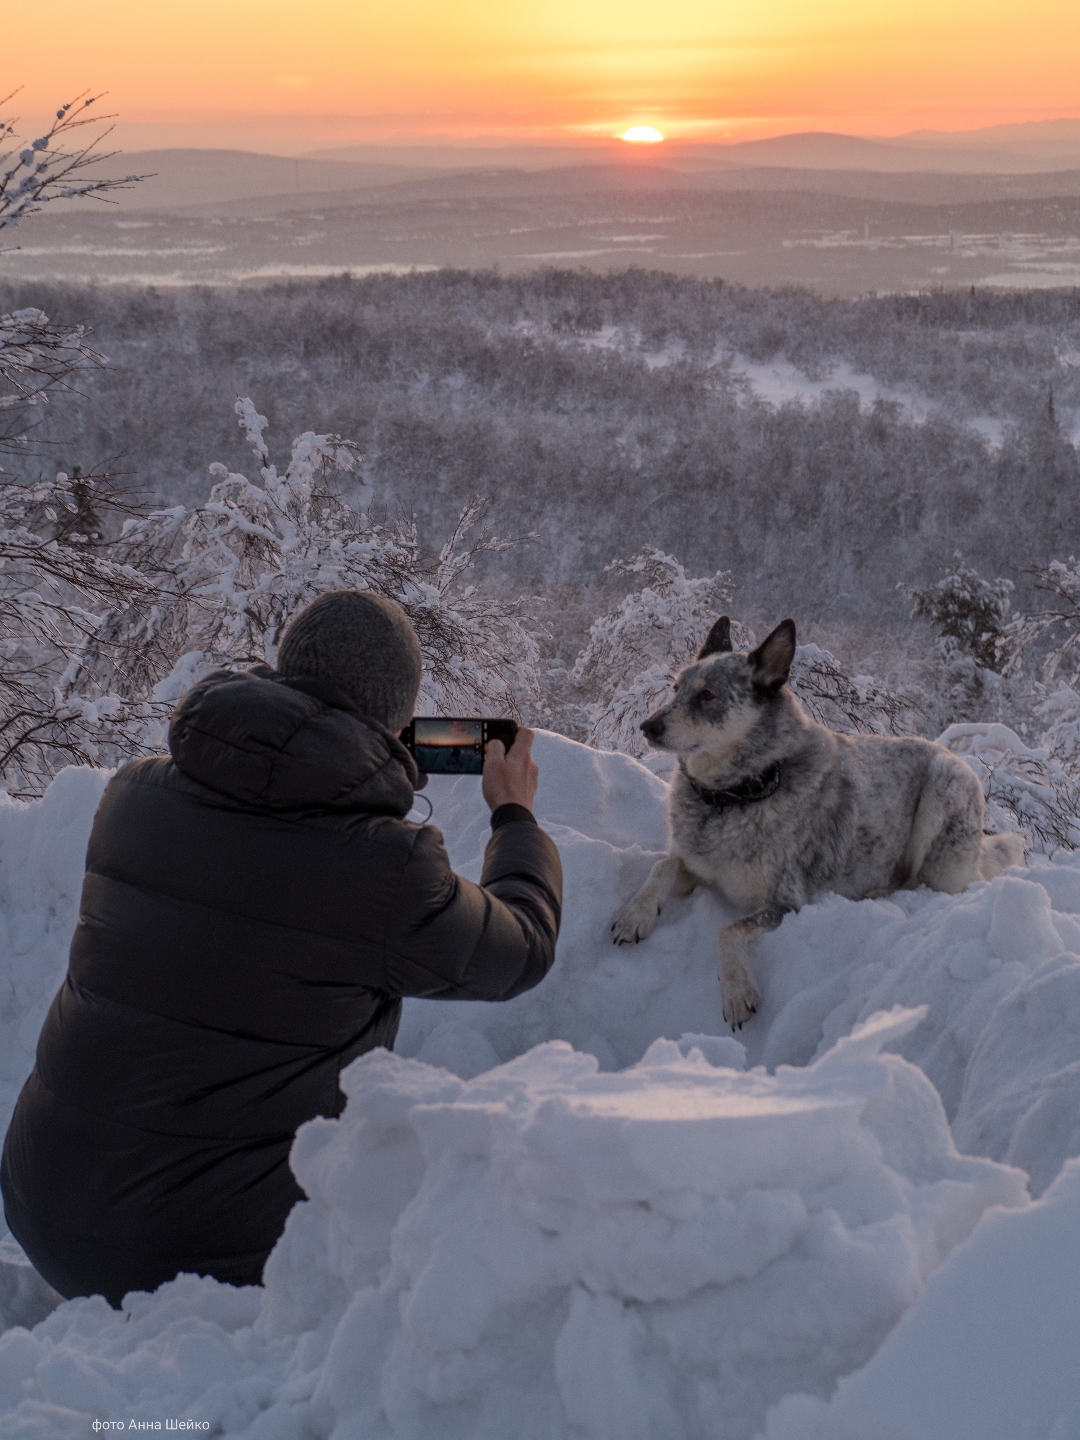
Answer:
611 616 1024 1029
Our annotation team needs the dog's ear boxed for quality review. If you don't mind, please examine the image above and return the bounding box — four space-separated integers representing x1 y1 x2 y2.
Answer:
698 615 733 659
748 619 796 694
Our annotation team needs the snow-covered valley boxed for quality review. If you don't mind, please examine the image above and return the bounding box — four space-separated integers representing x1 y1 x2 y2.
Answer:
2 734 1080 1439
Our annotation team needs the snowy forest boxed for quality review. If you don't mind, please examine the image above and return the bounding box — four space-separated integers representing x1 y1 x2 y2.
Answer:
4 267 1080 843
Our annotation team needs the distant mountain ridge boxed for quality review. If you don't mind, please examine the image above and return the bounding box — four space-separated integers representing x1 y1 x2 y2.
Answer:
104 118 1080 217
891 117 1080 149
308 121 1080 177
108 150 445 211
685 131 1080 173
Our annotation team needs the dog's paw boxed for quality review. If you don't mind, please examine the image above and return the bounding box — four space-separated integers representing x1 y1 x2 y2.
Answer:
610 894 660 945
721 973 760 1031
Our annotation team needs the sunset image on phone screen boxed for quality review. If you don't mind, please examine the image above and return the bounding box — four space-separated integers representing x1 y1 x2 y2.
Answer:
413 719 485 773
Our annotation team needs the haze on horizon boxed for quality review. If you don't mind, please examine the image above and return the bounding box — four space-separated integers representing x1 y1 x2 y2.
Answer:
5 0 1080 156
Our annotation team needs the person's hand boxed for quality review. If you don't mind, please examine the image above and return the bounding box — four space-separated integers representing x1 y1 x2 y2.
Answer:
482 727 538 813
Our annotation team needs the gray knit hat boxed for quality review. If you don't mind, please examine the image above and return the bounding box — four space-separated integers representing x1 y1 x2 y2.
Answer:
277 590 423 733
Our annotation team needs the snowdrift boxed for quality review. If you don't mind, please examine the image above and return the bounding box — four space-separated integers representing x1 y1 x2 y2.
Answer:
0 766 110 1150
1 732 1080 1437
761 1157 1080 1440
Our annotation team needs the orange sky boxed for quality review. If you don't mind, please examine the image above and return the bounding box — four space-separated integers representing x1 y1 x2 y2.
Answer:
5 0 1080 152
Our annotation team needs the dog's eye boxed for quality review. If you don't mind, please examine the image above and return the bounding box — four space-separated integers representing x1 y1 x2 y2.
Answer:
697 688 715 703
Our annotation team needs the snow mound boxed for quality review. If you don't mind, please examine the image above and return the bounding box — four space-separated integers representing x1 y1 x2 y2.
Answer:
1 1009 1026 1440
760 1158 1080 1440
4 732 1080 1433
0 766 108 1147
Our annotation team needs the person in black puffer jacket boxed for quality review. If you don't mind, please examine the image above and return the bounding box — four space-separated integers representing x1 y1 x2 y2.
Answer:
1 590 562 1307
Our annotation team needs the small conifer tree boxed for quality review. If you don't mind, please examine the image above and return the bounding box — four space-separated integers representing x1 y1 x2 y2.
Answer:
906 555 1014 672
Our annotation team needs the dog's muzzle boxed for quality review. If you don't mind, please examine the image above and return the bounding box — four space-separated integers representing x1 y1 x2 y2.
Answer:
641 715 666 743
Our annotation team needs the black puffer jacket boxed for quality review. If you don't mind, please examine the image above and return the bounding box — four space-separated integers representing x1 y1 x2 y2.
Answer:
1 667 561 1305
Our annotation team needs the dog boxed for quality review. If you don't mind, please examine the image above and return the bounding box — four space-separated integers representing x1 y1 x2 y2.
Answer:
611 616 1025 1029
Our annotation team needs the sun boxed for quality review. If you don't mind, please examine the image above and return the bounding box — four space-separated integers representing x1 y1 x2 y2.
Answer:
621 126 664 145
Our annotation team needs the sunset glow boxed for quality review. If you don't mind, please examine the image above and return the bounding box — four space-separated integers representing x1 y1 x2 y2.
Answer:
622 127 665 144
4 0 1080 153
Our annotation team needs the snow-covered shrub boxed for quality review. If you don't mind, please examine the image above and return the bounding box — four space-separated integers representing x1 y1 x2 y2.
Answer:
0 466 158 794
0 308 106 460
789 643 917 737
906 553 1014 671
902 555 1024 730
570 547 743 756
1035 683 1080 771
918 648 1013 733
999 556 1080 683
72 398 538 721
571 549 914 757
938 722 1080 853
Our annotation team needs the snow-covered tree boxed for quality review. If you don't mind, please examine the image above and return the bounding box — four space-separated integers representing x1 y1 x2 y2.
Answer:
0 307 107 459
0 90 157 791
938 722 1079 854
1 93 143 456
570 548 743 756
70 398 538 721
1 89 146 460
571 548 914 758
902 555 1018 730
998 557 1080 683
906 554 1014 672
0 465 159 793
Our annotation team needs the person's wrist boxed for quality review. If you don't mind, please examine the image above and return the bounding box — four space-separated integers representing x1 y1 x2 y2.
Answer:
488 791 531 811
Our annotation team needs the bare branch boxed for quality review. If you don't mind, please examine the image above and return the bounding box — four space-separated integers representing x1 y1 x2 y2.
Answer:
997 558 1080 682
790 645 921 736
0 90 150 239
0 308 108 456
0 464 162 793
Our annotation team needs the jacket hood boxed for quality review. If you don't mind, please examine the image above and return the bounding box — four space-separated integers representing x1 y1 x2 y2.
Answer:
169 665 423 813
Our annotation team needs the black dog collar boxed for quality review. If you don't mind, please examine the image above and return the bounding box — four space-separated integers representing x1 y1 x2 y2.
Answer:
680 761 783 810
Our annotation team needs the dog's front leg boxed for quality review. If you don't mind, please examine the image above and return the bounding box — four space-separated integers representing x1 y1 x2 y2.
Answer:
611 855 697 945
719 908 784 1030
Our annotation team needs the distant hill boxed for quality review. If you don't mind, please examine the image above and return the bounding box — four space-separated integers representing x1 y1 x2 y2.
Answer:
234 161 1080 211
302 142 623 171
111 150 444 210
83 122 1080 220
309 124 1080 179
680 131 1080 174
889 117 1080 162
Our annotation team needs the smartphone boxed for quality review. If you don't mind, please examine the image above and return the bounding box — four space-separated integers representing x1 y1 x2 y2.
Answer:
399 717 519 775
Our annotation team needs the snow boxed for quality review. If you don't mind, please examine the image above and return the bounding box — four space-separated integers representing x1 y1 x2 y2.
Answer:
762 1160 1080 1440
0 766 109 1151
2 731 1080 1435
0 1015 1027 1439
727 356 1008 449
731 358 914 415
554 329 1011 448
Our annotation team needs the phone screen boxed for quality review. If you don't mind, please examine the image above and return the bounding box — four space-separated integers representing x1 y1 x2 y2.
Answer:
412 718 485 774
